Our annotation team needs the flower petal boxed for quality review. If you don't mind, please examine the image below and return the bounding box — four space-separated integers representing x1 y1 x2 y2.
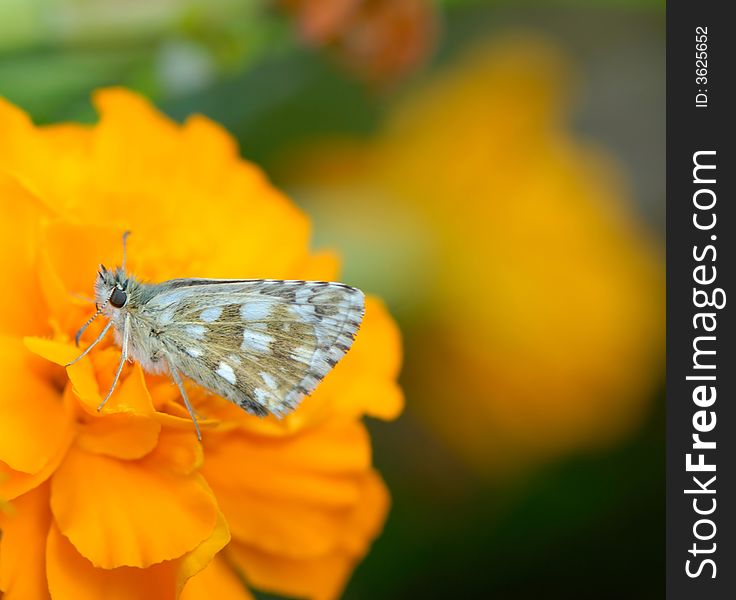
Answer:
0 483 52 600
175 510 231 596
230 544 350 600
204 421 371 505
24 337 100 410
295 250 341 281
227 471 389 600
181 556 253 600
225 495 353 559
76 412 161 460
50 445 219 568
73 360 161 462
0 172 49 337
203 422 372 558
45 510 230 600
331 470 390 557
37 220 128 335
0 99 46 200
0 98 92 211
144 428 204 476
0 423 73 501
46 523 177 600
0 336 70 474
71 88 312 283
25 338 157 420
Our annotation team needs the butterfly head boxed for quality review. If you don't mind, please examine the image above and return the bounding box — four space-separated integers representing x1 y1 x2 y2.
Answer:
95 265 131 312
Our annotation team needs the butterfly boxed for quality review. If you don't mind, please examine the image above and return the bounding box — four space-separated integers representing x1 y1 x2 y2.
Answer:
67 233 365 439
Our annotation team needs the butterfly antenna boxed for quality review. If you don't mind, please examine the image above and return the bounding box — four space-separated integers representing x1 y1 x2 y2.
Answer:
121 230 132 270
74 291 112 347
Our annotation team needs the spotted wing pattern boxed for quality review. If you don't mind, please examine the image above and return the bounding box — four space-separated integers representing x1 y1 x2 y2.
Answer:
143 279 365 417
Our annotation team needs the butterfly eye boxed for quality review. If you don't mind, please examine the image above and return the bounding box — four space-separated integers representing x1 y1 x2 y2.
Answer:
110 288 128 308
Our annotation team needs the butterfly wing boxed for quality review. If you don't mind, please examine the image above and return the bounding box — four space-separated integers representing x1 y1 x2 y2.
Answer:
143 279 365 417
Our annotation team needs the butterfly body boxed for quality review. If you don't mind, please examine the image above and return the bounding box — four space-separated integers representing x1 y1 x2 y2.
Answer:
81 262 365 434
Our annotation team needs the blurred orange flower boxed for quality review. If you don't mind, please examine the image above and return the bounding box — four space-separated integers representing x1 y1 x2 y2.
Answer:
279 0 437 83
281 35 664 475
0 89 403 599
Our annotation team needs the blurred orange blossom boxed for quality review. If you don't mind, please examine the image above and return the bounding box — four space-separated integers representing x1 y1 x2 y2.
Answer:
0 89 403 599
281 35 664 474
279 0 437 84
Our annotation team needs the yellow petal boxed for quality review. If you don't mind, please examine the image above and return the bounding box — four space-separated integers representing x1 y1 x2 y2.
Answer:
180 556 253 600
71 362 162 462
0 421 73 501
335 470 390 556
203 422 372 558
0 336 71 474
25 338 157 420
0 97 92 210
0 99 47 202
204 421 370 506
144 427 204 476
225 495 355 559
76 412 161 460
78 88 312 283
46 523 177 600
25 336 105 419
37 220 128 335
0 483 52 600
50 445 219 568
227 471 389 600
230 544 351 600
0 172 49 337
175 509 231 596
45 509 230 600
178 114 239 186
295 250 341 281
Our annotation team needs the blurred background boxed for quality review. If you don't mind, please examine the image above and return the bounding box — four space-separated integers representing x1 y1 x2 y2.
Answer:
0 1 665 598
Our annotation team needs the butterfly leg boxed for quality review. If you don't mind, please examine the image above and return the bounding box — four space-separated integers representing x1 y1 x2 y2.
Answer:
65 320 113 367
166 358 202 441
97 313 130 412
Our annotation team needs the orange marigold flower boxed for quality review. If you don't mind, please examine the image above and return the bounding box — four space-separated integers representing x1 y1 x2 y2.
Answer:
0 88 403 600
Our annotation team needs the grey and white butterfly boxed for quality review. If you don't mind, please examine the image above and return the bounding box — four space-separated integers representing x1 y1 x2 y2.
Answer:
67 233 365 439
